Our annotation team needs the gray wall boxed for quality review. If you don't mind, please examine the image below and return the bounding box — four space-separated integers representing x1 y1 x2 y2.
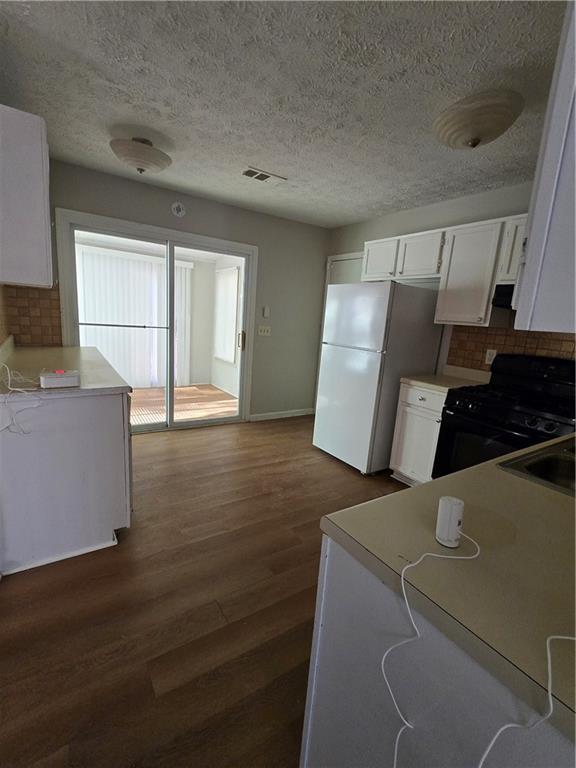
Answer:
328 182 533 254
50 161 329 416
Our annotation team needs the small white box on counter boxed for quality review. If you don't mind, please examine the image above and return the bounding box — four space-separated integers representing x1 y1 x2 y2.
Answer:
40 370 81 388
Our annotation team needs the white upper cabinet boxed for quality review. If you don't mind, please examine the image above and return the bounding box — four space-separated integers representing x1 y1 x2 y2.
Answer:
396 231 444 279
362 238 399 280
434 221 503 326
0 105 52 287
497 215 527 283
362 231 443 281
515 4 574 332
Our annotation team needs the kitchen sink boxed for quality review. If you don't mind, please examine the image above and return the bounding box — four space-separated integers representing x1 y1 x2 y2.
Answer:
499 436 575 496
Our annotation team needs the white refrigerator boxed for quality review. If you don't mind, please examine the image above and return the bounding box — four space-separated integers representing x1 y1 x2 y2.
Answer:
313 281 442 473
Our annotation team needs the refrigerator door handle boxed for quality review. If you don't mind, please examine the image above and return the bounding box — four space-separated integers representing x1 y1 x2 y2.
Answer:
323 342 384 354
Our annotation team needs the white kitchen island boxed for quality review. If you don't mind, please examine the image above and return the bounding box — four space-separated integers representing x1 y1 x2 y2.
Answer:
301 436 575 768
0 345 132 574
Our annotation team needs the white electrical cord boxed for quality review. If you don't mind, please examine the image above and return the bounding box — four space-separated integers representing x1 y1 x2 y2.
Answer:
477 634 576 768
381 533 575 768
380 531 481 768
0 362 42 434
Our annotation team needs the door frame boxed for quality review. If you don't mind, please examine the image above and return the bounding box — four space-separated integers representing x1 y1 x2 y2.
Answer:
55 208 258 428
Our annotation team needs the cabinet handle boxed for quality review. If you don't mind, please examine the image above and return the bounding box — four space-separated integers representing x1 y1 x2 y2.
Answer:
477 316 483 323
418 395 426 401
388 270 394 275
436 419 441 423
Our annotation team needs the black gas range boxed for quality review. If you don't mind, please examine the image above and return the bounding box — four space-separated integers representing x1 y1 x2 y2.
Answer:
432 354 575 478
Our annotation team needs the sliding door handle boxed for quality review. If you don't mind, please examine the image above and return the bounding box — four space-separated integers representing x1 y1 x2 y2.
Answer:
237 331 246 351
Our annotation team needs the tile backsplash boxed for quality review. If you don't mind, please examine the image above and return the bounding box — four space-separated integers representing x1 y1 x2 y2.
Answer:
447 325 575 372
2 285 62 346
0 286 9 345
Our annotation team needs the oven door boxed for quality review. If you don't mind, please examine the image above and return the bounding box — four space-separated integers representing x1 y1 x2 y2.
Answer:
432 409 538 478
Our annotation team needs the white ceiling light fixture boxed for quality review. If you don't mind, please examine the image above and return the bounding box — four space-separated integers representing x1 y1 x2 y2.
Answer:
109 137 172 174
433 89 525 150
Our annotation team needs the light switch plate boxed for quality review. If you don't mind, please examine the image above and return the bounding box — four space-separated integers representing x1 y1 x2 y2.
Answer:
485 349 497 365
258 325 271 337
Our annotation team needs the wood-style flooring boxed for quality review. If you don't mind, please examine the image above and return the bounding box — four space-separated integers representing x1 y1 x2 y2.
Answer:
131 385 238 426
0 416 403 767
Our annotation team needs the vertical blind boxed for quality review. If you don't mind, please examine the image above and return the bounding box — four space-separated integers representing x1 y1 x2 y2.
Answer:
213 267 239 363
76 244 194 388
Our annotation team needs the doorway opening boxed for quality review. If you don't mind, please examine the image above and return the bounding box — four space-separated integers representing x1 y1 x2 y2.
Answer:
70 227 247 431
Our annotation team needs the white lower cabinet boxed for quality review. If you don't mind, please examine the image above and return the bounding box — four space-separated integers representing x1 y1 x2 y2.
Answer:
0 390 132 573
389 383 444 485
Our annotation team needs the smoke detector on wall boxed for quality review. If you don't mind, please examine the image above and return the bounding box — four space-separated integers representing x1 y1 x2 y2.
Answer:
242 167 287 186
433 89 524 150
109 137 172 174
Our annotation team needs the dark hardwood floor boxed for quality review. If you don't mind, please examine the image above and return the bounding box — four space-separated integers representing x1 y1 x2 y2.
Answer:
0 416 403 767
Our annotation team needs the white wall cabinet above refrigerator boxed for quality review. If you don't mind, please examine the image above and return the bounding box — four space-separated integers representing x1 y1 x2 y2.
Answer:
362 230 442 281
0 104 53 287
396 230 444 279
434 221 503 326
361 238 399 280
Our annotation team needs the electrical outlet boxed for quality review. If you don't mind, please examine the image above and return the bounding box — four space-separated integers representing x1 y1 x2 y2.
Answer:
485 349 497 365
258 325 271 337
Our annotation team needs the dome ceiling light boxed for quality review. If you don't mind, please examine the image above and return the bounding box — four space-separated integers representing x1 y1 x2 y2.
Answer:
433 89 525 150
109 137 172 174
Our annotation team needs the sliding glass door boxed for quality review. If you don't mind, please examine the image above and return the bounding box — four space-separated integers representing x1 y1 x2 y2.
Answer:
73 230 245 431
75 230 168 428
172 246 243 424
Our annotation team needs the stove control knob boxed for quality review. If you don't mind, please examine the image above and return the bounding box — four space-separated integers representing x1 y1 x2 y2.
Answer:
526 416 539 428
543 421 557 433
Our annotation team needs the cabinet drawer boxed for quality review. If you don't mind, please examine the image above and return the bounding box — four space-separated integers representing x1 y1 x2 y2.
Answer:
399 383 446 412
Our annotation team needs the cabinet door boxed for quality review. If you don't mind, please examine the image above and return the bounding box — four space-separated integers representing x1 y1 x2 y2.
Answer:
434 222 503 326
389 403 441 483
397 231 444 278
497 216 527 283
0 105 52 287
515 5 574 332
328 255 363 284
361 239 399 281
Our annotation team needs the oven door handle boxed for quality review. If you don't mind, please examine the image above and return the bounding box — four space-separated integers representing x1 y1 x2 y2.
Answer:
441 409 533 441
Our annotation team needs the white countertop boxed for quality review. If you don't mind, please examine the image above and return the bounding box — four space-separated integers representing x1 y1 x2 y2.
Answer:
321 435 575 722
0 346 131 400
400 373 481 392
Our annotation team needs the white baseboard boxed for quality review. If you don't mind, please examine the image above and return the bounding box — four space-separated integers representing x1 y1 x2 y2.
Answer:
249 408 315 422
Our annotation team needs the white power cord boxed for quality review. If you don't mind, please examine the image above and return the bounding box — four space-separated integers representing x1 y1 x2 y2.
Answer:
380 531 481 768
477 634 576 768
381 532 575 768
0 362 42 434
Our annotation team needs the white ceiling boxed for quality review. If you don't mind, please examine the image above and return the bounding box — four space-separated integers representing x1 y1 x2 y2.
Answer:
0 1 566 228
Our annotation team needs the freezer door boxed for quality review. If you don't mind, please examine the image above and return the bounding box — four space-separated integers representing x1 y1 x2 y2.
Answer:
313 344 383 472
322 282 392 351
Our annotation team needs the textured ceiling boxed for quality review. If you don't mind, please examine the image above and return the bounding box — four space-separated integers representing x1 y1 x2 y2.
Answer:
0 1 566 227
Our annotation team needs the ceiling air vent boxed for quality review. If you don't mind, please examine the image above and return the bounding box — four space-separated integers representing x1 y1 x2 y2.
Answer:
242 167 287 186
